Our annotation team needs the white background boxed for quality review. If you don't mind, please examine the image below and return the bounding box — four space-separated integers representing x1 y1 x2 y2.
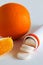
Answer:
0 0 43 65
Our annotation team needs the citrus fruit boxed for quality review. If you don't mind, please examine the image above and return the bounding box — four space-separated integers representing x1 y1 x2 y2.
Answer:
0 3 31 39
0 37 13 55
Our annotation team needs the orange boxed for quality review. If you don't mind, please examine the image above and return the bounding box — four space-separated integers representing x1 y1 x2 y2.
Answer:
0 3 31 39
0 37 13 55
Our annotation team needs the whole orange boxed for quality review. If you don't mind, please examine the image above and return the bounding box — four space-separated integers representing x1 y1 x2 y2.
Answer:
0 3 31 39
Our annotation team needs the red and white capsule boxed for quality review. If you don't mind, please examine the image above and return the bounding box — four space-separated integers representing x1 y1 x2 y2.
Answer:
17 26 43 60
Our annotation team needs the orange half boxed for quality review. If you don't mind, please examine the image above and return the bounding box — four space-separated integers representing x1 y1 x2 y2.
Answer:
0 37 13 55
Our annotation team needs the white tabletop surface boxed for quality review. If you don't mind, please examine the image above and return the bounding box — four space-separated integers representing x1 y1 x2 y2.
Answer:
0 0 43 65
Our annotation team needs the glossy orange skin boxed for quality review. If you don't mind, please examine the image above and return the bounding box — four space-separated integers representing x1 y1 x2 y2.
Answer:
0 3 31 39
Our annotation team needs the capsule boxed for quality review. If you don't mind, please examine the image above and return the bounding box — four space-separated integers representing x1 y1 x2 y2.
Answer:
17 26 43 60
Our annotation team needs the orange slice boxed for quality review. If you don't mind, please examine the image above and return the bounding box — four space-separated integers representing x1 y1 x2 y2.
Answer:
0 37 13 55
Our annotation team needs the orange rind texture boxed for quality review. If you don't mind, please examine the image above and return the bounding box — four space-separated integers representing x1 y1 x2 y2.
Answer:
0 3 31 39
